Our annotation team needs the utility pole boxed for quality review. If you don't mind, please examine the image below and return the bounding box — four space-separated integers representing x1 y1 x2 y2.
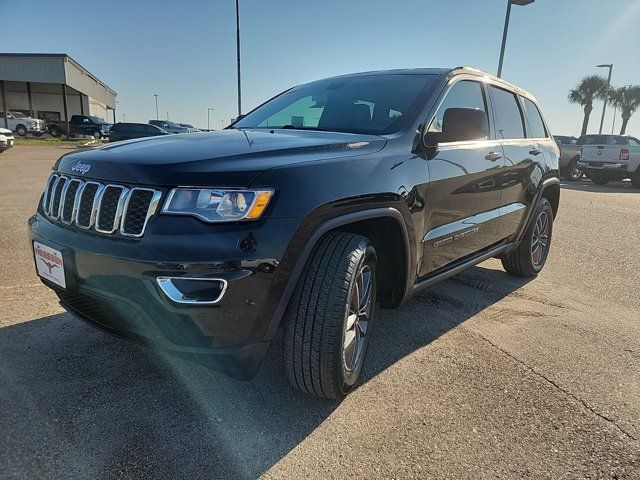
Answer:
207 107 214 131
596 64 613 134
153 94 159 120
236 0 242 116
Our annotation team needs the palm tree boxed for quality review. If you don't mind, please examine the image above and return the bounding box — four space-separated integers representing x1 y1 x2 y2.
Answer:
568 75 607 135
609 85 640 135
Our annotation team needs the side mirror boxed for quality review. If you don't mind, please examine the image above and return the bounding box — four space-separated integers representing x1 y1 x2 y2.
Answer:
425 108 488 146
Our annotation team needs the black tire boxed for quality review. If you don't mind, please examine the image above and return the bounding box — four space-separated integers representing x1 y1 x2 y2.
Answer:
589 171 610 185
283 231 377 400
15 125 27 136
92 131 102 140
49 126 61 138
501 197 553 277
563 157 582 181
631 168 640 189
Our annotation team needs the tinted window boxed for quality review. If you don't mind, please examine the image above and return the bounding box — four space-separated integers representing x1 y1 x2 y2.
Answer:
428 80 487 136
146 125 161 133
522 98 547 138
129 124 146 133
629 137 640 147
233 74 436 135
111 123 125 131
577 135 608 145
612 136 628 145
490 86 525 139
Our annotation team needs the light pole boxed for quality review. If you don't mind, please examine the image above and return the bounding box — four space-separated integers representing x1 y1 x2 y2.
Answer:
497 0 535 78
123 113 126 122
596 63 613 134
153 94 159 120
207 107 214 131
236 0 242 116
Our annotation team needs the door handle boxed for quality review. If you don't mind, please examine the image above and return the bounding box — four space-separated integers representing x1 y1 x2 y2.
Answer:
485 151 502 161
529 148 542 156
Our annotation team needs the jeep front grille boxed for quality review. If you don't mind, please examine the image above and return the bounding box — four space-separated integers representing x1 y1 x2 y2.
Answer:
42 173 162 238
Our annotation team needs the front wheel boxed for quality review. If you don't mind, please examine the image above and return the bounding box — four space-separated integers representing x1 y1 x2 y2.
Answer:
502 197 554 277
15 125 27 136
92 131 102 140
283 232 377 399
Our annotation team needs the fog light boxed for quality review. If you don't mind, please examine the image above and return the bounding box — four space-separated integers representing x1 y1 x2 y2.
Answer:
157 277 227 304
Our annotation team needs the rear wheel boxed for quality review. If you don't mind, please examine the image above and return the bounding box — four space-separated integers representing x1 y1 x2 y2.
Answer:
502 197 553 277
49 125 61 138
631 168 640 189
283 232 377 399
563 157 582 181
589 171 610 185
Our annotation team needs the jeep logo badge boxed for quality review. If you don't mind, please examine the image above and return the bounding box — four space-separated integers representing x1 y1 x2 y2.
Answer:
71 161 92 175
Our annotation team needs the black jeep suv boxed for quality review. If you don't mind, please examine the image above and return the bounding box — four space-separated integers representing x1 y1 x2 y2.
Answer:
29 68 560 399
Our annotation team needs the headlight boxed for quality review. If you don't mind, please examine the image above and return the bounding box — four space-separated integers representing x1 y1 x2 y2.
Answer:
162 188 274 222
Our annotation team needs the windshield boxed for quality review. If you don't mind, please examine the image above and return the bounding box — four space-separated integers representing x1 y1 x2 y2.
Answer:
90 116 105 124
233 74 436 135
12 112 28 118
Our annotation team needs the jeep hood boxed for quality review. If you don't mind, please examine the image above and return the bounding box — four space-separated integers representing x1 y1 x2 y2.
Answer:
55 129 386 186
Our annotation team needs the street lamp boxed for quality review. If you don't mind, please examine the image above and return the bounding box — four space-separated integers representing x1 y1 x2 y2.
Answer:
596 63 613 134
153 94 159 120
207 107 214 131
497 0 535 78
235 0 242 116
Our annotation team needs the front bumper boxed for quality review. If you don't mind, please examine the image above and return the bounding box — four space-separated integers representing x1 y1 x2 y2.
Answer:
28 211 301 378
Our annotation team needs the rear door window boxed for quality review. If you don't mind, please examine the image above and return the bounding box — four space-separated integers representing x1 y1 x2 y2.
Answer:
629 137 640 147
522 98 547 138
490 86 525 140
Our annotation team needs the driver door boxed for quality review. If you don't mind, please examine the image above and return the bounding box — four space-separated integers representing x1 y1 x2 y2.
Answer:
419 79 505 276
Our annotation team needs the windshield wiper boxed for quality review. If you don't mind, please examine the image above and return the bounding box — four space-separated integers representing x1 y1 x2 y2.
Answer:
278 125 332 132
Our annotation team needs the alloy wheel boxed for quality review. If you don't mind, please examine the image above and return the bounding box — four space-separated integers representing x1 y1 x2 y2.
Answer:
343 264 372 373
531 210 549 266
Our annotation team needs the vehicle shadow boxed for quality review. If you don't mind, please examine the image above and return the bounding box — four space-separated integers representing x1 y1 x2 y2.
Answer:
0 264 530 480
561 179 640 193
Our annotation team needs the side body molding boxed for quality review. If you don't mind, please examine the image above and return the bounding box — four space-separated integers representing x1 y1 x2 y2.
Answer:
262 207 412 341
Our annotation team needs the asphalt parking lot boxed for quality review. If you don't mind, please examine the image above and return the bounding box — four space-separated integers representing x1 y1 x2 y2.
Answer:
1 146 639 479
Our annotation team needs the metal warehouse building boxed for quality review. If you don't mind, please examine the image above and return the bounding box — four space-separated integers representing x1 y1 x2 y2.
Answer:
0 53 117 132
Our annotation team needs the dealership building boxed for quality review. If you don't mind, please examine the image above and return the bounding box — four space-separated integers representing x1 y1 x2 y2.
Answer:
0 53 117 131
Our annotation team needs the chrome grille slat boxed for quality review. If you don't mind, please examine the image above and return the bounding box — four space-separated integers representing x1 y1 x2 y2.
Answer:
121 188 162 237
61 179 83 224
50 176 68 220
43 175 160 238
43 173 58 215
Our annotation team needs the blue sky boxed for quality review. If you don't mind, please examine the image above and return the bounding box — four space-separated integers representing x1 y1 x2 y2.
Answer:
3 0 640 135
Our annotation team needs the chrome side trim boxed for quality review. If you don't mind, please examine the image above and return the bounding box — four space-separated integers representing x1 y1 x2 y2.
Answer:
120 188 163 238
156 277 228 305
423 202 526 243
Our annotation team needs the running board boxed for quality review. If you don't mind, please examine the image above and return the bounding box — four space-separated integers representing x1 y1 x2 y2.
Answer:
412 242 513 294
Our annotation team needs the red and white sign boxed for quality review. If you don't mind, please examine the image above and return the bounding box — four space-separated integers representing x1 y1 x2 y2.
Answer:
34 241 66 288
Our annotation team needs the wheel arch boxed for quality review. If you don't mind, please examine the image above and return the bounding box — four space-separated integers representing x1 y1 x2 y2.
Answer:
541 179 560 219
262 207 412 341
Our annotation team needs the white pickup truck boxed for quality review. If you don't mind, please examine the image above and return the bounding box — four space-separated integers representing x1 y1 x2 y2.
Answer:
578 134 640 187
1 111 46 136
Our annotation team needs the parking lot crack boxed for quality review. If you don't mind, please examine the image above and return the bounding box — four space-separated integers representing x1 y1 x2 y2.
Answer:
467 328 638 442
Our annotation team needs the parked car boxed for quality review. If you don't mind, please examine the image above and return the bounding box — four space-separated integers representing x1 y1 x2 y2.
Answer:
0 127 15 153
0 111 46 136
553 135 582 180
109 122 169 142
149 120 189 134
48 115 112 139
178 123 199 133
578 135 640 187
29 67 560 399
